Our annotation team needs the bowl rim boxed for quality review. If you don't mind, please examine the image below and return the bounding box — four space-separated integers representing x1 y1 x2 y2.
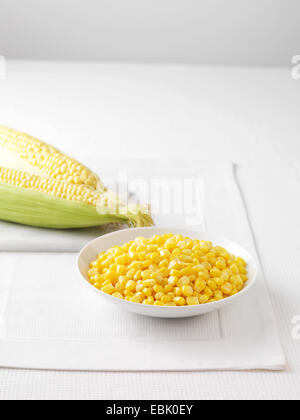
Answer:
77 227 258 312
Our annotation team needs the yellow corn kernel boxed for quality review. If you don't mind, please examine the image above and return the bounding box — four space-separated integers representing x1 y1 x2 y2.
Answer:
241 274 248 283
208 257 217 266
207 279 217 291
155 292 165 300
125 280 136 292
230 264 239 275
135 292 145 301
180 266 194 276
220 270 230 282
204 287 213 298
165 302 176 306
165 238 177 250
198 271 210 281
118 275 128 286
210 267 222 278
104 269 117 281
159 267 169 277
199 294 209 304
174 297 186 306
135 242 146 251
185 239 194 249
194 279 206 292
116 265 126 276
141 270 152 280
130 295 142 303
174 287 182 297
182 285 194 297
89 261 98 269
88 268 99 277
89 273 101 284
114 255 127 265
136 282 144 292
177 276 190 288
216 258 226 270
198 241 210 253
193 264 206 273
142 260 152 269
126 268 136 279
221 282 233 295
236 257 247 267
115 282 124 292
128 250 138 260
101 284 115 295
189 274 197 282
112 292 124 300
138 251 146 262
150 265 160 274
149 252 160 263
144 296 155 305
151 271 164 282
214 291 224 300
133 270 142 281
102 279 113 287
238 266 248 275
164 284 173 293
124 290 134 298
101 259 111 268
181 255 193 263
202 262 212 270
154 301 164 306
131 261 143 270
143 279 156 287
159 258 169 268
215 277 224 287
160 249 171 258
168 276 178 286
186 296 199 306
147 244 159 252
170 269 181 277
143 287 152 297
93 282 102 290
161 294 172 304
153 284 164 293
231 275 243 288
172 248 181 258
167 292 175 300
168 260 182 270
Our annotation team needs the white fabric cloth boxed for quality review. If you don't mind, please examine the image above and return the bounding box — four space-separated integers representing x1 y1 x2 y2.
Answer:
0 161 285 371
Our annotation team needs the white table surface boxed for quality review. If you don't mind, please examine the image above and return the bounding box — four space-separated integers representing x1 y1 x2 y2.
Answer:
0 61 299 400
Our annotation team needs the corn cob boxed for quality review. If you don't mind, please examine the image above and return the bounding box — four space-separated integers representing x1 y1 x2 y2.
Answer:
0 125 102 190
0 166 153 229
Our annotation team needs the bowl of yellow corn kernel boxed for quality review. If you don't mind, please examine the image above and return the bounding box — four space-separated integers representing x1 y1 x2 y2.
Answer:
77 228 258 318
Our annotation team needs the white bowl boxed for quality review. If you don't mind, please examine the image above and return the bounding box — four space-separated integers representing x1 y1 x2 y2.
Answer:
77 227 258 318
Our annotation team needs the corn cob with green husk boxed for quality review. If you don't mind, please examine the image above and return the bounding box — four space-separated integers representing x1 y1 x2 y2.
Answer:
0 126 154 229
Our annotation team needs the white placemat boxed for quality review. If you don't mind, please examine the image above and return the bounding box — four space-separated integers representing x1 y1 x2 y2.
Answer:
0 161 286 371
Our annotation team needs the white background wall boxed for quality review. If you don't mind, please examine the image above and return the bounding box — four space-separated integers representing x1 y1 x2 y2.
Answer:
0 0 299 66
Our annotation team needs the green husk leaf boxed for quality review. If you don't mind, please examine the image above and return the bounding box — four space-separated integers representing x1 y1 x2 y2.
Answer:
0 183 129 229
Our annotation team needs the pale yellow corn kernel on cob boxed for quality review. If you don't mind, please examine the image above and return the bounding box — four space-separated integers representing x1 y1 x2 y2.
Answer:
0 125 101 190
0 166 154 229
